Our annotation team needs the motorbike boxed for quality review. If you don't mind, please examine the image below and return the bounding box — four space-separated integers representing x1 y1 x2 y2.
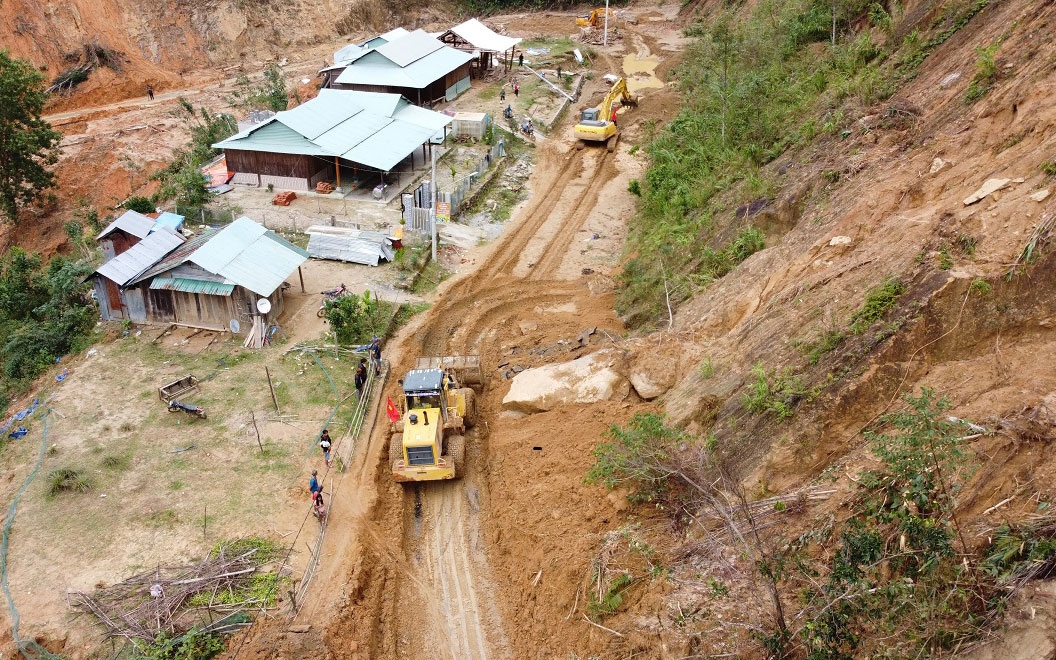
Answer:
520 120 535 139
318 284 348 318
503 105 513 120
168 400 207 419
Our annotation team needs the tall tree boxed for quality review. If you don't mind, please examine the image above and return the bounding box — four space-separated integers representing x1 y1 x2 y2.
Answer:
0 51 62 223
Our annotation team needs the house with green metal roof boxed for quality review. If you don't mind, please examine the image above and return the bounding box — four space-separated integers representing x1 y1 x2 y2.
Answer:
324 29 474 106
214 88 452 192
96 217 308 333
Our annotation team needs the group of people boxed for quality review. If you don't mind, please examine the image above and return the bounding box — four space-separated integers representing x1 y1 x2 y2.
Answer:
307 338 385 523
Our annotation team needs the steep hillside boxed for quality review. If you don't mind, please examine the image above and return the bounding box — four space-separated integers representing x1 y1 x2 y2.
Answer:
0 0 443 110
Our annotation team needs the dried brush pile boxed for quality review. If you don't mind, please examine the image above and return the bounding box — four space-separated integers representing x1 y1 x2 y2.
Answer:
47 40 126 95
70 539 288 645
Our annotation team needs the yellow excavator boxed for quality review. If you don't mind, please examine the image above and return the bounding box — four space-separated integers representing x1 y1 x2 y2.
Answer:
573 76 637 151
389 355 482 482
576 7 616 27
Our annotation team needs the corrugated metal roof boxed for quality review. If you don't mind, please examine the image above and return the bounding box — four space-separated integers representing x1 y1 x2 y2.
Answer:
217 218 309 297
214 89 452 171
129 218 308 297
334 43 368 66
150 276 235 295
444 19 522 52
334 35 473 89
95 227 185 285
307 231 394 266
96 210 155 241
345 122 435 171
376 29 444 68
132 228 218 284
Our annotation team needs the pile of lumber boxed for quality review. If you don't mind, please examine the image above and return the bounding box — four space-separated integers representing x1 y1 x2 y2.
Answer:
243 316 269 348
272 191 297 206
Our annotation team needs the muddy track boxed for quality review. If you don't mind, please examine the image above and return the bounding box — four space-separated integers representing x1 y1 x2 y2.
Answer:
372 104 624 658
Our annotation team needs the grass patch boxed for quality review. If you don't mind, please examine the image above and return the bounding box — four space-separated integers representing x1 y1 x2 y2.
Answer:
411 260 450 295
144 508 179 528
47 467 93 496
101 454 131 470
799 329 846 365
392 301 432 332
849 276 906 334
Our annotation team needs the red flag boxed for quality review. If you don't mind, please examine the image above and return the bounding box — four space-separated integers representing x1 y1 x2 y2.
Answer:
386 396 400 424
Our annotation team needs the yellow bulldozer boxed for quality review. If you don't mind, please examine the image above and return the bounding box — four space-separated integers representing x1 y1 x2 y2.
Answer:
573 76 638 151
389 355 482 483
576 7 615 27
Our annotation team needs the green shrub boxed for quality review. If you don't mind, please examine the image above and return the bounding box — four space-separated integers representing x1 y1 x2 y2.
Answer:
743 365 816 420
124 196 155 214
627 179 641 196
965 42 999 103
1042 160 1056 176
587 573 633 618
849 276 905 334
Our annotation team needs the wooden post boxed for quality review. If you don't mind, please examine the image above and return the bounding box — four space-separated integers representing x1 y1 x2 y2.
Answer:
251 410 264 452
203 505 207 538
334 156 341 189
297 266 305 293
265 366 280 413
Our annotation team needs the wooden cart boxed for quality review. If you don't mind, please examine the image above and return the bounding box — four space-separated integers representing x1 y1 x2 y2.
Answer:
158 375 200 402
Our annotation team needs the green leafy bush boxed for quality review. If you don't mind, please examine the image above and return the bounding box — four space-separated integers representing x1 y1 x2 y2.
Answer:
124 196 155 213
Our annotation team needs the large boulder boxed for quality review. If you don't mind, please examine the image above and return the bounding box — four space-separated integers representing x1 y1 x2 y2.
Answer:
628 351 677 400
502 350 630 413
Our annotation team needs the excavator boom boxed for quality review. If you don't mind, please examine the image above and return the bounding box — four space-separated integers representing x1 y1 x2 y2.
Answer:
573 77 638 149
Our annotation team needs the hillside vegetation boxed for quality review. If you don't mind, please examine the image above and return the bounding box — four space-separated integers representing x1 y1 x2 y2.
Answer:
583 0 1056 657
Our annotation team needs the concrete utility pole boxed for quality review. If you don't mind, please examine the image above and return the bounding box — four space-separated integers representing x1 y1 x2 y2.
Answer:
430 146 437 262
603 0 609 46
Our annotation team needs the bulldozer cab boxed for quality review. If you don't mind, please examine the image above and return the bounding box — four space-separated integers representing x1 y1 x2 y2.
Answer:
402 369 450 423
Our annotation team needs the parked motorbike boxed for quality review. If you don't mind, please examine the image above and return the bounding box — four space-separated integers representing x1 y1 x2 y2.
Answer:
520 119 535 139
168 400 207 419
318 284 348 318
503 105 513 120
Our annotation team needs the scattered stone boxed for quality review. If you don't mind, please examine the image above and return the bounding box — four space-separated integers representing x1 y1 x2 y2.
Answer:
582 267 594 275
829 235 853 246
518 321 538 335
929 157 951 174
964 178 1011 205
1030 189 1050 203
288 625 311 633
939 72 961 89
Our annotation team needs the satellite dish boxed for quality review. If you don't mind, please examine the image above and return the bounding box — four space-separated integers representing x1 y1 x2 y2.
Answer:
229 318 241 334
256 298 272 314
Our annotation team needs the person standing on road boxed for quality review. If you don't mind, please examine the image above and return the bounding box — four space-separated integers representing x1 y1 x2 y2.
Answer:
355 359 367 400
500 88 506 101
370 338 382 376
308 470 321 498
146 84 154 101
514 82 519 97
518 53 523 67
319 429 333 467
